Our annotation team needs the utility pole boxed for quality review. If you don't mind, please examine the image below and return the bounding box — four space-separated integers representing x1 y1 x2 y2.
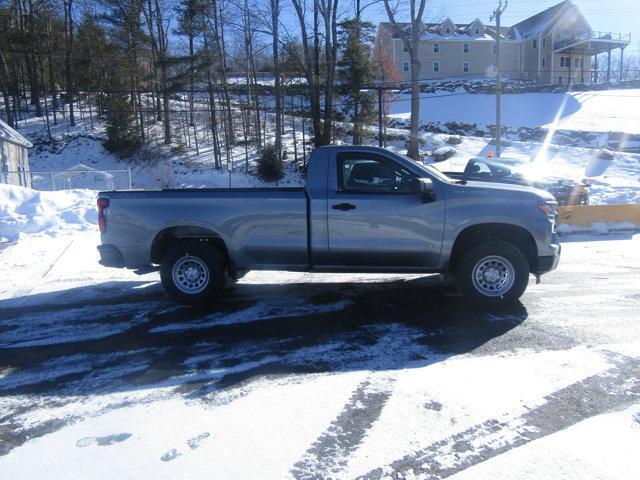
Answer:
490 0 508 157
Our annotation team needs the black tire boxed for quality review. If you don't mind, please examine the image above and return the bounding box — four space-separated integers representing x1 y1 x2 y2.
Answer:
160 241 227 305
455 240 530 308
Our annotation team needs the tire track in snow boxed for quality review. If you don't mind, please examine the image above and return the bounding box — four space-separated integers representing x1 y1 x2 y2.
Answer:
291 378 395 480
10 240 73 299
359 352 640 480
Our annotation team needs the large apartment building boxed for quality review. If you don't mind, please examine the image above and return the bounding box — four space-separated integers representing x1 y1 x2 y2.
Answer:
377 0 630 85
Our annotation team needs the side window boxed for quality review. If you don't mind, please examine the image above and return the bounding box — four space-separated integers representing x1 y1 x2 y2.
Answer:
338 153 417 193
467 160 492 175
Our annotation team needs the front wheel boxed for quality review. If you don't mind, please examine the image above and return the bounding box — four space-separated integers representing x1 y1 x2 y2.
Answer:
455 241 530 307
160 241 227 305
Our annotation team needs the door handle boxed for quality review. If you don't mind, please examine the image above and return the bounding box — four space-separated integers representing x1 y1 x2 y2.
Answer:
332 202 356 211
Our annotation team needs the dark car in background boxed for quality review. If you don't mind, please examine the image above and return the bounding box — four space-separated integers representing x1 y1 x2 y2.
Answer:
445 157 590 206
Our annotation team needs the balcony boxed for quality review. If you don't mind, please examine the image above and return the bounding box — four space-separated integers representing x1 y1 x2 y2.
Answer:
553 31 631 54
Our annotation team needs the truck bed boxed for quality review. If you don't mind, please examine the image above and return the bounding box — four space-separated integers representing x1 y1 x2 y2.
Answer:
99 188 310 269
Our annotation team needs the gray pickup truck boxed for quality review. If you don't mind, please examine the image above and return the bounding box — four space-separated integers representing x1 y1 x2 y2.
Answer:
97 145 560 307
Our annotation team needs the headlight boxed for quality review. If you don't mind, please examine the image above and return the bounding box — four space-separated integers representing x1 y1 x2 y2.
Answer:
538 202 556 216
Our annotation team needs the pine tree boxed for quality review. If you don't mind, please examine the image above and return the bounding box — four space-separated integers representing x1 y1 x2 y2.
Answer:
103 95 142 156
338 18 376 145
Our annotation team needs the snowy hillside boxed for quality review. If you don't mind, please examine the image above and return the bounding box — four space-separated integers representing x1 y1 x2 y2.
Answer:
388 89 640 135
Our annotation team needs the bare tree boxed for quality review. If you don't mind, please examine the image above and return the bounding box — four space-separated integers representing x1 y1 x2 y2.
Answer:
268 0 282 157
290 0 322 144
318 0 339 145
144 0 171 144
382 0 426 159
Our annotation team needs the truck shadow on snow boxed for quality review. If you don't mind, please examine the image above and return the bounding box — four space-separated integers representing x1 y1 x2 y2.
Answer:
0 275 531 454
0 275 528 397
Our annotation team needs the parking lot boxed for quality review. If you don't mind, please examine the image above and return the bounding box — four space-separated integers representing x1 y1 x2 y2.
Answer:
1 232 639 479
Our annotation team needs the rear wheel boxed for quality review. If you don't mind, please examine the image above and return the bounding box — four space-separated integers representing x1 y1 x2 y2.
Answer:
455 241 530 307
160 241 227 304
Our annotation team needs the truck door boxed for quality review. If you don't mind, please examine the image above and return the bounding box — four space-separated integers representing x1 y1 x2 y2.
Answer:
326 151 445 268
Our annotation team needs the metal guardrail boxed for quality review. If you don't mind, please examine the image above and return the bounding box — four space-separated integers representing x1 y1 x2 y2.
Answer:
0 167 132 191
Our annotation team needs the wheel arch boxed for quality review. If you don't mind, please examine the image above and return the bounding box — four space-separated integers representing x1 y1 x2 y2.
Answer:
449 223 538 273
150 225 231 267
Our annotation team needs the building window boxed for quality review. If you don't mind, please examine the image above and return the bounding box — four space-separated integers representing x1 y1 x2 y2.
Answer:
474 27 481 35
533 38 537 48
403 61 409 72
403 41 410 53
558 75 563 84
542 37 546 47
492 43 496 54
433 61 440 72
542 57 546 68
433 43 439 53
560 57 566 68
463 43 469 53
491 62 497 72
445 27 451 34
575 57 581 68
463 62 469 72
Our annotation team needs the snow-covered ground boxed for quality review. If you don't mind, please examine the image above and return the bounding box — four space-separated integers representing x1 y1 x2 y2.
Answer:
2 85 640 479
388 88 640 135
1 133 640 478
1 223 639 478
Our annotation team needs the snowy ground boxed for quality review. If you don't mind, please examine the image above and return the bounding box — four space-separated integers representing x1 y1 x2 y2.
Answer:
1 227 639 479
388 88 640 135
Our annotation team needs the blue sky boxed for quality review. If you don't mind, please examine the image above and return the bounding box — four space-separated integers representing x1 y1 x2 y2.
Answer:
346 0 639 54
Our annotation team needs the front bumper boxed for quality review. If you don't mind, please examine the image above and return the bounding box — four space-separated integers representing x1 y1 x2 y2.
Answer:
537 242 561 274
97 244 125 268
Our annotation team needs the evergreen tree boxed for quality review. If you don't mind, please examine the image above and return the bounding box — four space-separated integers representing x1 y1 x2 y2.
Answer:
103 95 142 156
338 18 376 145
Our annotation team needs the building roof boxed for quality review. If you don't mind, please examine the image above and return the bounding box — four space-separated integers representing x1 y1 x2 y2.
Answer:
510 0 571 40
378 1 577 42
0 119 32 149
54 164 114 179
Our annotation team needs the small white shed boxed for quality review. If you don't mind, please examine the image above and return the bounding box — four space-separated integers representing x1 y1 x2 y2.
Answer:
0 119 32 187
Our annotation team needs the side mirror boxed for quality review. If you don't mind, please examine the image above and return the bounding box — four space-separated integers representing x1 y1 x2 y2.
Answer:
417 178 435 203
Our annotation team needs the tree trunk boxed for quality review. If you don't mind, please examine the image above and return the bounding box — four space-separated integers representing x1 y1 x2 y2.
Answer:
291 0 322 144
321 0 338 145
271 0 282 158
382 0 427 160
406 28 422 159
64 0 75 126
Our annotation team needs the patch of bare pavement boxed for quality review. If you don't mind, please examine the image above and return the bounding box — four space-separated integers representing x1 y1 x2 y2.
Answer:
0 233 639 478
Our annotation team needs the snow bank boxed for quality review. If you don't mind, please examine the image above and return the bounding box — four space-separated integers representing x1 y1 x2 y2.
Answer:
0 184 97 241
